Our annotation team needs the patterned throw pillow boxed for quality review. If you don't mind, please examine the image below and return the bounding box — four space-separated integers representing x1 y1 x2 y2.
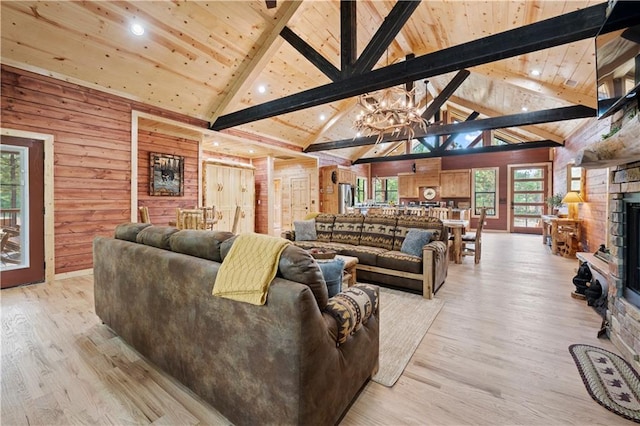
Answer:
314 214 335 242
293 219 317 241
323 284 378 345
331 214 364 245
400 229 434 257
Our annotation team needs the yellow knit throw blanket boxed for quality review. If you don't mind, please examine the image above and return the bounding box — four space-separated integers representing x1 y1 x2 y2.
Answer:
212 233 290 305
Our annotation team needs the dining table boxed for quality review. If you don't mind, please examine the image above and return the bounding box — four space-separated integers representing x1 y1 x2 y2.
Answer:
442 219 469 264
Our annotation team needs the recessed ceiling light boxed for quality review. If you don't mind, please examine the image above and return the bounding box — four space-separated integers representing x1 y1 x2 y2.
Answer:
130 23 145 36
249 149 255 154
319 114 326 121
530 69 540 76
356 132 361 138
522 107 528 112
213 142 219 146
258 85 266 94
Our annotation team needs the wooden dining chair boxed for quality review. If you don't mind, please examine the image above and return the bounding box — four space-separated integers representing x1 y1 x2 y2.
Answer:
231 205 242 234
138 206 151 223
381 207 397 215
176 208 205 230
428 207 452 220
460 207 487 264
202 206 218 230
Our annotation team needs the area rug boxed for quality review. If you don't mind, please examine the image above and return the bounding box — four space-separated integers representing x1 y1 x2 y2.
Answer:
372 287 444 387
569 344 640 423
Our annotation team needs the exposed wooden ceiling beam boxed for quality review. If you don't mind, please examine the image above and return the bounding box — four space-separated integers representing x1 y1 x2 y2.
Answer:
305 105 594 152
280 26 341 82
422 69 470 120
351 1 422 76
211 3 611 130
353 140 562 164
340 0 357 76
207 1 302 123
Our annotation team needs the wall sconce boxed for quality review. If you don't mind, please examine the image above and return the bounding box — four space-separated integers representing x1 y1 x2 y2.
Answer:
562 191 584 220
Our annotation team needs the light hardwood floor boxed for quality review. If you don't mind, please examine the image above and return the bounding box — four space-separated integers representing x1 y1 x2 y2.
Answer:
1 233 627 425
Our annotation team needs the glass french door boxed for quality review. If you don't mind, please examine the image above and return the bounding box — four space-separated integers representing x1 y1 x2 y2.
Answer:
0 136 45 288
510 165 549 234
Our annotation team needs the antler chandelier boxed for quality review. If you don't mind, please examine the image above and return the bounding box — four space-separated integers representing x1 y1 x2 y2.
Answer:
354 86 427 144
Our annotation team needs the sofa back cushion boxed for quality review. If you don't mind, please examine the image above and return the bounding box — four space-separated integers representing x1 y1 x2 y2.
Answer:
115 222 151 242
331 214 364 246
221 237 329 309
136 225 180 250
314 214 335 242
169 230 235 262
359 214 397 250
393 216 445 251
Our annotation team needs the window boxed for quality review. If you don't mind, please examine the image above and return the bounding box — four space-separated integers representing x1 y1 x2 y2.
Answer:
472 168 498 217
373 177 398 204
355 177 367 204
567 164 585 197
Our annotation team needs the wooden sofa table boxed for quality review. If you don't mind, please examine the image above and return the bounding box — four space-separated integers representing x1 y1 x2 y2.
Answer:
336 254 358 287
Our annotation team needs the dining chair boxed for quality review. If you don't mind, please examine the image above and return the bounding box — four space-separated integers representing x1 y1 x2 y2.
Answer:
176 208 205 230
139 206 151 223
231 205 242 234
381 207 397 215
460 207 487 264
202 206 218 230
428 207 452 220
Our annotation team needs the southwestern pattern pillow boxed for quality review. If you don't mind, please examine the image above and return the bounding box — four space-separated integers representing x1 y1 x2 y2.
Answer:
331 214 364 246
323 284 378 345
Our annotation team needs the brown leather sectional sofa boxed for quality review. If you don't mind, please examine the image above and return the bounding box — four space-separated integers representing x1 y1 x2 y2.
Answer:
93 223 379 426
285 213 449 298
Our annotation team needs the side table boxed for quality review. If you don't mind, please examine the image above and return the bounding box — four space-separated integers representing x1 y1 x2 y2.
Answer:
336 255 358 287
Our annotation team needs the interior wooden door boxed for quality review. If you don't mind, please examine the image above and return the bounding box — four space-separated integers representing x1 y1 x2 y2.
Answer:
290 177 309 226
1 136 45 288
509 164 550 234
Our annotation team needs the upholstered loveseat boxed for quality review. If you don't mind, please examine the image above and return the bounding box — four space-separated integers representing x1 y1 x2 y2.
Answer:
284 213 449 298
93 223 379 426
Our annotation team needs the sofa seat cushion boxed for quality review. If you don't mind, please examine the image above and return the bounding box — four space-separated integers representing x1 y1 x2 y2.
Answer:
376 250 422 274
393 216 444 251
315 214 336 242
359 214 397 250
331 214 365 245
340 245 388 266
169 230 235 262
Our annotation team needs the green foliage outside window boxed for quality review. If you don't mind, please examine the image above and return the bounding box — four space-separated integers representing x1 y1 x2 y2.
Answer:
473 168 497 216
0 151 22 210
374 177 398 204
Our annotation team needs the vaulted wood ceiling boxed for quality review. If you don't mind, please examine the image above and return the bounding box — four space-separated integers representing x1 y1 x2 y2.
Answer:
0 1 623 161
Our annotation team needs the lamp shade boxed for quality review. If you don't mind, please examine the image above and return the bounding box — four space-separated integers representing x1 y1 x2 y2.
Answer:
561 191 584 204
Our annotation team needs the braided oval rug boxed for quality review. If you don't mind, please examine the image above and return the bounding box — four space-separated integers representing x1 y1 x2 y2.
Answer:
569 344 640 423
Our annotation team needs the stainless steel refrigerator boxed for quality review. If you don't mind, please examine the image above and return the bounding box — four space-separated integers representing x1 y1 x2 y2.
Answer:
338 183 354 214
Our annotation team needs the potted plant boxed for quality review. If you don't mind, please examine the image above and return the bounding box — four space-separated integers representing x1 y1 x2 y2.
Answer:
546 193 564 215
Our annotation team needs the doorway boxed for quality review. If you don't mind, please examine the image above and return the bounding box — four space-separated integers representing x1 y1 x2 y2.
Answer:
508 164 550 234
1 136 45 288
290 176 309 226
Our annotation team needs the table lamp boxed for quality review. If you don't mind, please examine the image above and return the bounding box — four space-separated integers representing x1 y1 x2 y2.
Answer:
561 191 584 220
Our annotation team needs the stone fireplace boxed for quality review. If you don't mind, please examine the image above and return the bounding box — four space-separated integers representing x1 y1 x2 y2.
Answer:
607 160 640 371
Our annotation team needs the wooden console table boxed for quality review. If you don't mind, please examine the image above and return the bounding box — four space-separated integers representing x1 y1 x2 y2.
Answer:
541 215 583 258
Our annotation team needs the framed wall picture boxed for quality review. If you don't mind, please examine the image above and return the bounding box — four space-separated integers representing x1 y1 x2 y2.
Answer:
150 152 184 196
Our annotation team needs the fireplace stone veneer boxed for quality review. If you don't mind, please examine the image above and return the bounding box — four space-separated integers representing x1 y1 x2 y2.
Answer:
607 161 640 371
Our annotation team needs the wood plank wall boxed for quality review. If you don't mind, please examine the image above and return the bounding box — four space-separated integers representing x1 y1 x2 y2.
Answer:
252 157 269 234
554 118 612 251
1 65 207 274
274 158 319 230
137 131 199 226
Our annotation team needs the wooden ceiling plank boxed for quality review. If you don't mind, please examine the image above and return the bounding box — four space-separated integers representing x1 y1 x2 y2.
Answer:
207 1 303 123
353 140 562 164
280 26 341 82
211 3 611 130
352 1 422 76
305 105 594 152
302 99 357 148
422 69 471 120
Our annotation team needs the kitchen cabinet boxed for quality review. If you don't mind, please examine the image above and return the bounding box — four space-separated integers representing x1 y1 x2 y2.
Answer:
398 173 419 198
203 161 255 233
440 170 471 198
